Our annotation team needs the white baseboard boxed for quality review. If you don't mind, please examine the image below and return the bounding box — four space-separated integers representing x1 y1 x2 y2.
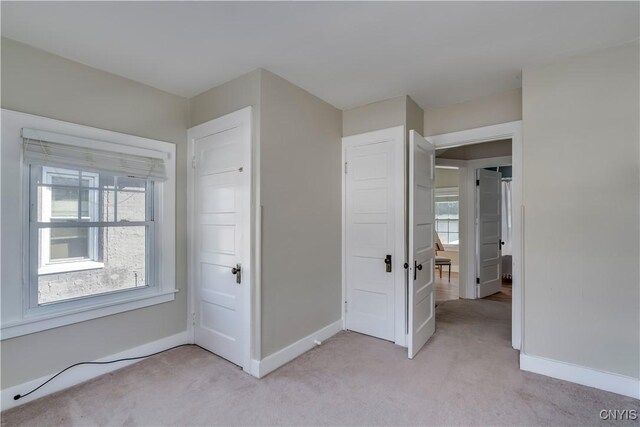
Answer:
520 353 640 399
2 331 190 412
254 319 343 378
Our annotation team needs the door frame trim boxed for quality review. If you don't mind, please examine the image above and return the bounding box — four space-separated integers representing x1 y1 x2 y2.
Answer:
428 120 523 350
341 126 407 347
187 106 258 376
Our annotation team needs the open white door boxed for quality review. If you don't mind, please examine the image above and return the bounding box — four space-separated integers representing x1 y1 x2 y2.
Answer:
343 126 405 344
188 108 252 371
408 130 436 359
476 168 502 298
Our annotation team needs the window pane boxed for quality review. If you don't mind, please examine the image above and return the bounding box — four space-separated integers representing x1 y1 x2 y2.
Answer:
117 191 147 222
449 233 459 245
50 171 80 187
48 226 89 261
51 187 79 219
116 177 147 222
38 226 147 305
449 220 459 233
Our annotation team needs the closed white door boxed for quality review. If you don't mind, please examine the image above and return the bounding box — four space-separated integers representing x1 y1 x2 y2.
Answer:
476 168 502 298
408 130 436 359
189 109 252 368
344 127 404 343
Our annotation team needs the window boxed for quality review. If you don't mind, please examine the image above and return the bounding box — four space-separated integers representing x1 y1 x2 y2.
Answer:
32 166 154 305
0 121 177 339
436 188 459 247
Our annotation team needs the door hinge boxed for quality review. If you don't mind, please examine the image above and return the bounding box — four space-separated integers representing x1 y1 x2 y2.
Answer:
191 312 196 326
192 156 197 169
476 277 480 284
344 300 348 313
344 162 348 174
476 179 480 186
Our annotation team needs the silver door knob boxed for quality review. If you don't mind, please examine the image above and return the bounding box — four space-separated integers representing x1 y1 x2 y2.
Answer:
231 264 242 284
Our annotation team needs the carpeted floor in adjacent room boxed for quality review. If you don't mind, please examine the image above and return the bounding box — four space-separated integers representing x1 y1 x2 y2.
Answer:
3 299 638 426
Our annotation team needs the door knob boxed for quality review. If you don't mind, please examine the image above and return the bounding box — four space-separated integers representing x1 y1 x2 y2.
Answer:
231 264 242 284
384 255 392 273
414 260 423 281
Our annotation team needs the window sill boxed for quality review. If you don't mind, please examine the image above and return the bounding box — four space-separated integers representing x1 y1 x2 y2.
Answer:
1 289 178 340
39 261 105 275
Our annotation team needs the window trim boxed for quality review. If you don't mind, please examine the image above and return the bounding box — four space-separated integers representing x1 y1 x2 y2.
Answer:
0 109 177 340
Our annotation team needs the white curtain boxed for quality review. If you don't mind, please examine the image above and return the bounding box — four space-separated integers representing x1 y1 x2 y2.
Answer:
501 180 513 256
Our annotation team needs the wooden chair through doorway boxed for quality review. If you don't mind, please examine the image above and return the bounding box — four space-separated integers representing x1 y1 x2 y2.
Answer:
435 233 452 282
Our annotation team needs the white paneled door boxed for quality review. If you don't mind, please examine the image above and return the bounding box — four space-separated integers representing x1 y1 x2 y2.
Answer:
476 168 502 298
408 130 436 359
344 127 405 343
189 108 252 369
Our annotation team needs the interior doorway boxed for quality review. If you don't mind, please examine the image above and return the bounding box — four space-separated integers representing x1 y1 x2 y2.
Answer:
433 141 514 303
428 121 523 350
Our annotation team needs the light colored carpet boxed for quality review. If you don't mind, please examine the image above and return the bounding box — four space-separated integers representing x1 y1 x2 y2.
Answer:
3 299 638 426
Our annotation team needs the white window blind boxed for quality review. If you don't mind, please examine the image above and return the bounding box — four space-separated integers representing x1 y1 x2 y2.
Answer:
22 128 168 181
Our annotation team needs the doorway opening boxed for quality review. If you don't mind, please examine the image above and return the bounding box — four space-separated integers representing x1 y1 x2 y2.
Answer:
434 140 513 305
428 121 522 350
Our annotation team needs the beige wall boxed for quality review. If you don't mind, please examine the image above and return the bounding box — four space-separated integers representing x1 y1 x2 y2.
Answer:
522 42 639 378
424 89 522 136
1 38 190 388
343 94 425 139
343 95 426 137
342 95 405 137
406 96 425 139
189 70 261 128
259 71 342 357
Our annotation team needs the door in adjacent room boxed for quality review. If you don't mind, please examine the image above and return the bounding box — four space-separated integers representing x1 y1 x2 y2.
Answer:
476 168 502 298
188 108 252 369
343 126 405 344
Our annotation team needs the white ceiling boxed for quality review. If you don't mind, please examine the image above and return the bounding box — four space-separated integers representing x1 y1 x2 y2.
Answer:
2 2 638 109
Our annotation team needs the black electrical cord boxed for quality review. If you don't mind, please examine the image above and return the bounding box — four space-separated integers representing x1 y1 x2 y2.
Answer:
14 343 196 401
